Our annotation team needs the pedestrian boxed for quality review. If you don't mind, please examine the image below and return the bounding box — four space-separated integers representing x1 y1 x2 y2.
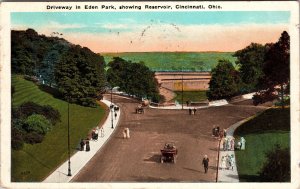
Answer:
193 108 197 115
85 140 90 151
186 100 189 107
223 129 227 137
230 137 235 150
212 126 215 137
189 108 192 115
123 128 127 139
202 155 209 173
80 139 85 151
100 127 104 137
223 138 227 151
240 137 246 150
126 128 130 138
237 141 241 150
229 154 235 170
114 112 117 120
220 156 226 170
226 138 231 151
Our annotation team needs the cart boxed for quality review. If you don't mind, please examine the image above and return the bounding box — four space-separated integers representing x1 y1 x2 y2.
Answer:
160 143 178 163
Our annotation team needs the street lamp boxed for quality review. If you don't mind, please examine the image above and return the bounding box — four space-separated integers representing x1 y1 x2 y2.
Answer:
110 87 114 129
67 97 72 176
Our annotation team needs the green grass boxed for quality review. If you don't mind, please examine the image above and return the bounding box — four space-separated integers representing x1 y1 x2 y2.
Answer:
11 75 106 182
234 108 290 182
173 91 207 104
102 52 237 71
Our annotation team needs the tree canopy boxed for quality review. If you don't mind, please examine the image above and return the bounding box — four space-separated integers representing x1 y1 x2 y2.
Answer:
259 144 290 182
234 43 267 93
11 29 106 106
253 31 290 107
107 57 161 102
207 59 241 100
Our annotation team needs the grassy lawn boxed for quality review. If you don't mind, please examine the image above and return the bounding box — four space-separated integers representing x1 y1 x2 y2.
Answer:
234 108 290 182
173 91 207 104
11 75 106 182
102 52 236 71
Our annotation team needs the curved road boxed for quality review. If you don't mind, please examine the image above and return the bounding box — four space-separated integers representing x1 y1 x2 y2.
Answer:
72 95 267 182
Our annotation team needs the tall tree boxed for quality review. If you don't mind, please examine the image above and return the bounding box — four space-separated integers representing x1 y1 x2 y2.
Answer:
55 45 106 106
234 43 267 93
207 59 241 100
107 57 160 102
253 31 290 108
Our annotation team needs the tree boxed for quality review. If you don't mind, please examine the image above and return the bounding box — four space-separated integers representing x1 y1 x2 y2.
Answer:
234 43 267 93
107 57 160 102
207 59 241 100
259 144 290 182
254 31 290 108
55 45 106 106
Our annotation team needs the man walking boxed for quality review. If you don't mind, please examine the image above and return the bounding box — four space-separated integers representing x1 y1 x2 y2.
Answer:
202 155 209 173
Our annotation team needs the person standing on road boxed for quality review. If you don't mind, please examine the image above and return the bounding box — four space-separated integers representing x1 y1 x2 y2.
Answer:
100 127 104 137
85 140 90 152
202 155 209 173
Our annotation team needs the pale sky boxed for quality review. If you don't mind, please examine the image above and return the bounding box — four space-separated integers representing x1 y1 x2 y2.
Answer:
11 11 290 52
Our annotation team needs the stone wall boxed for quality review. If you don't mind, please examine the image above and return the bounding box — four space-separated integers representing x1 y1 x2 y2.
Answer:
155 71 211 91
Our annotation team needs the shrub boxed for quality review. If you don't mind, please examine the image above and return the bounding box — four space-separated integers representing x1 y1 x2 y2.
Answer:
259 144 290 182
11 126 24 150
23 132 44 144
19 102 60 124
24 114 52 135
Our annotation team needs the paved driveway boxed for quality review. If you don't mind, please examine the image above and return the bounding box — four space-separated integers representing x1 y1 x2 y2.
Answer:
72 95 265 182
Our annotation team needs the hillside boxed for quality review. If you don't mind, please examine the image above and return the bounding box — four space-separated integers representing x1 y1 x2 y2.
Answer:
11 75 106 181
102 52 237 71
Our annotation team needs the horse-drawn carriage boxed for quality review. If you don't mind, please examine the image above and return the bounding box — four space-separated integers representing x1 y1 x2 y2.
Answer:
160 143 178 163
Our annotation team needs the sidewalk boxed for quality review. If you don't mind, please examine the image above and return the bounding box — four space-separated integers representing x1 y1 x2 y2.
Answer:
43 100 120 183
217 119 249 182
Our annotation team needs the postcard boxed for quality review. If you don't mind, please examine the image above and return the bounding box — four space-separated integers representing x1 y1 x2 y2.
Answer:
0 1 299 189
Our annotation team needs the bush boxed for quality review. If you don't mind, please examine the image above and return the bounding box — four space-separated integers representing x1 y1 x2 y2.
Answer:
19 102 60 124
24 114 52 135
259 144 290 182
11 127 24 150
23 132 44 144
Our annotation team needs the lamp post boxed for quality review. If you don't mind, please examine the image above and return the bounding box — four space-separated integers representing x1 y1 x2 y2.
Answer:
111 87 114 129
67 97 72 176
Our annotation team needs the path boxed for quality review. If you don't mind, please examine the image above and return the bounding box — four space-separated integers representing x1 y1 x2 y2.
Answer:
43 100 120 183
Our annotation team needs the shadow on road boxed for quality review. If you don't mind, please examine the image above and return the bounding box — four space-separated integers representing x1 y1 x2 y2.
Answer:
209 147 219 151
143 154 161 163
131 175 181 182
183 167 201 173
208 165 218 170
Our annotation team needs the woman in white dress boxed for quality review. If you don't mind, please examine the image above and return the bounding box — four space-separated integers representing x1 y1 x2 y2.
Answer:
220 156 227 170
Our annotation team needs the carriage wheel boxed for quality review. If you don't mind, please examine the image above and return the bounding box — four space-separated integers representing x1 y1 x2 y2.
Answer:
160 157 164 163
